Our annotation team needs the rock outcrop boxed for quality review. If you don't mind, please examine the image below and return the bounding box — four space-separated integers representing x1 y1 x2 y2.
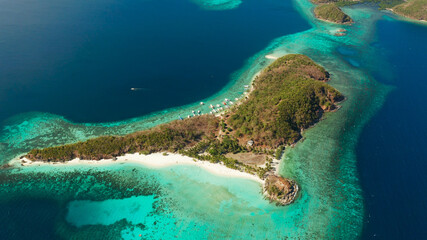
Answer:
264 175 299 205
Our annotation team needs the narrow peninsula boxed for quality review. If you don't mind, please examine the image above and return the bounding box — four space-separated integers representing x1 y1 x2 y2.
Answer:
23 54 344 206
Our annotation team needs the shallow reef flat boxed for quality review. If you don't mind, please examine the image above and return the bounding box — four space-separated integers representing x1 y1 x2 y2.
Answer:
191 0 242 10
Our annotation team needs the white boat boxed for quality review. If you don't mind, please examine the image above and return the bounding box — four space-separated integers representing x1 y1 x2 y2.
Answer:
216 104 220 108
235 98 239 101
200 102 204 105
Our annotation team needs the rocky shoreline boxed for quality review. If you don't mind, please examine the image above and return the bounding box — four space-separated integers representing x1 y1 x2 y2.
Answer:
264 175 299 206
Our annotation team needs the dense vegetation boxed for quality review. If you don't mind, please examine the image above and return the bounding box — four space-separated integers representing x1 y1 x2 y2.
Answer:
313 3 354 24
312 0 404 9
311 0 422 24
227 54 343 147
27 116 219 161
369 0 405 9
26 54 343 180
393 0 427 20
313 0 425 22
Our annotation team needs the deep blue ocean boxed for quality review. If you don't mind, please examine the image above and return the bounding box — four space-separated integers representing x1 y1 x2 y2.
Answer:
358 19 427 239
0 0 309 123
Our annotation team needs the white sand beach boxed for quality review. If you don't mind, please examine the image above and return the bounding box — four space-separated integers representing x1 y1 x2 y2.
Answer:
15 153 263 184
265 54 278 60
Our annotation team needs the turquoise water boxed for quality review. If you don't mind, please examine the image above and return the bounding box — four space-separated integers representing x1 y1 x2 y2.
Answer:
0 0 421 239
66 195 158 227
191 0 242 10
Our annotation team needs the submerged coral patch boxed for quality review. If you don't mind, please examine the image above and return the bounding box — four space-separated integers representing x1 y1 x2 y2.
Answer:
190 0 242 10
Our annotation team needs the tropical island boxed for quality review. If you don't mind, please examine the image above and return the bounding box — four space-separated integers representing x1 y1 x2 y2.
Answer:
23 54 344 206
311 0 426 22
392 0 427 21
313 2 354 24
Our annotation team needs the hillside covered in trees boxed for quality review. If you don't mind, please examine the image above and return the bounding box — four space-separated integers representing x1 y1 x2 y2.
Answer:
311 0 426 23
393 0 427 21
226 54 343 147
312 0 404 9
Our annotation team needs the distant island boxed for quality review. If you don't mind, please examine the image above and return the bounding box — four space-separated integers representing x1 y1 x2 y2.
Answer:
313 2 354 24
23 54 344 206
392 0 427 21
311 0 426 22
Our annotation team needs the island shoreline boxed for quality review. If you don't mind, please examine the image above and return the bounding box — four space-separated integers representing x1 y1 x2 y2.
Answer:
12 153 264 184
